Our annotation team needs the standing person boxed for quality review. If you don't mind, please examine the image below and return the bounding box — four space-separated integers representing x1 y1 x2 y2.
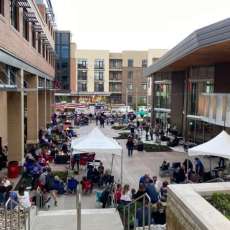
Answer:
126 136 134 157
100 116 105 128
149 126 154 141
195 158 204 177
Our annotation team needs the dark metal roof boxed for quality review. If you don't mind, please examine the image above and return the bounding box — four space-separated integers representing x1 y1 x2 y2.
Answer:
144 18 230 77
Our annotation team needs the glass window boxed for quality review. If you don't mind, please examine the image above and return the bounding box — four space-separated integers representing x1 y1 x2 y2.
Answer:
0 0 4 16
95 59 104 69
128 84 133 90
23 9 29 41
142 59 147 68
128 95 132 104
61 33 70 44
78 59 88 69
61 46 69 59
155 82 171 109
95 82 104 92
152 58 159 63
38 33 41 54
187 80 214 115
139 96 147 105
142 83 147 90
128 71 133 81
110 59 122 69
94 71 104 81
32 26 36 48
10 0 19 30
128 59 133 67
78 70 87 80
78 82 87 92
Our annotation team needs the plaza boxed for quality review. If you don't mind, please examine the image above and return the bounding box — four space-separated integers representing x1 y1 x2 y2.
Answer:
1 0 230 230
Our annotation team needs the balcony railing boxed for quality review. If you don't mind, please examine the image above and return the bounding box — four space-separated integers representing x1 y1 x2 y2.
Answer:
198 93 230 127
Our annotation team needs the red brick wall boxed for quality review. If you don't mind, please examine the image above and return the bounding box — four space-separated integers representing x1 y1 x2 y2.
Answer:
0 1 54 78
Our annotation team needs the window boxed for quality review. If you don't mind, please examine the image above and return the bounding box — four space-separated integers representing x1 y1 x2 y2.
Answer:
10 0 19 30
78 59 88 69
94 71 104 81
128 95 132 104
128 71 133 81
142 59 147 68
38 34 41 54
0 0 4 16
78 70 87 80
95 82 104 92
78 82 87 92
128 84 133 90
142 83 147 90
95 59 104 69
42 43 45 58
139 96 147 105
32 27 36 48
152 58 159 63
110 59 122 69
128 59 133 67
23 9 29 40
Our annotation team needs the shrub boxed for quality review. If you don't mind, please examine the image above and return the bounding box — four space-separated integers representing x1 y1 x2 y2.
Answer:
53 170 68 182
209 193 230 219
143 143 171 152
114 132 130 139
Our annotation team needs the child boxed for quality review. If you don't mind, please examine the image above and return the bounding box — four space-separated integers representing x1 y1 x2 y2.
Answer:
67 177 78 193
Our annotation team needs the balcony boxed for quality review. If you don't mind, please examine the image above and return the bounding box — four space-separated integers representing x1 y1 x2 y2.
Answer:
109 65 122 71
198 93 230 127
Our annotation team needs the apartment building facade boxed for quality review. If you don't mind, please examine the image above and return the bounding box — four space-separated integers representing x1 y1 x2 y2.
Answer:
72 49 166 107
144 18 230 144
0 0 56 162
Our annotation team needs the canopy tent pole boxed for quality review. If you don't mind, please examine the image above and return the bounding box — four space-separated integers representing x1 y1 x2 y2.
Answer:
111 154 115 174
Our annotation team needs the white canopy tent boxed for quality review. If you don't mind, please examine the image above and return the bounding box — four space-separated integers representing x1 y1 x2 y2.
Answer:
71 127 123 183
188 130 230 159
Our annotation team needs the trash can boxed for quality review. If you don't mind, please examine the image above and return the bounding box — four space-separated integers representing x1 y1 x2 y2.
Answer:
8 161 20 178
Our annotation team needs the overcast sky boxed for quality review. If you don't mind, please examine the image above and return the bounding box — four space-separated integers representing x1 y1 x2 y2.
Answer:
52 0 230 51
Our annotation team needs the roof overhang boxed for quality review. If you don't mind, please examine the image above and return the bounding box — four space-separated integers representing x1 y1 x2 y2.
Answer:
144 18 230 76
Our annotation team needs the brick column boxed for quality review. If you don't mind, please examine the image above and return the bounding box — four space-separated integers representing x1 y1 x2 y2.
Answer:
7 69 24 162
39 90 47 129
0 92 8 146
46 90 52 124
27 76 39 144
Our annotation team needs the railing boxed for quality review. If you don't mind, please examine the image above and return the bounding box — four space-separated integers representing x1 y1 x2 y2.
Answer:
122 193 151 230
4 197 31 230
76 191 81 230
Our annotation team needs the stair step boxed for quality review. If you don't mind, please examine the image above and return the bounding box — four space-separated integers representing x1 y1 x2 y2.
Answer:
32 208 124 230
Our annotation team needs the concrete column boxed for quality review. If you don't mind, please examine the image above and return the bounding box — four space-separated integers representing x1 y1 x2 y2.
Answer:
0 92 8 146
7 70 24 162
39 90 47 129
27 76 39 144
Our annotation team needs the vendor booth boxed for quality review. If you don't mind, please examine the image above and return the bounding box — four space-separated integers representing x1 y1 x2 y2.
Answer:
71 127 123 183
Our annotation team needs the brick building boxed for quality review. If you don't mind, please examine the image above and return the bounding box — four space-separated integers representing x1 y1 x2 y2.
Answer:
0 0 56 162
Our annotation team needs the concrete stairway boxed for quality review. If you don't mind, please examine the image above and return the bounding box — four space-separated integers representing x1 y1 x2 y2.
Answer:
31 208 124 230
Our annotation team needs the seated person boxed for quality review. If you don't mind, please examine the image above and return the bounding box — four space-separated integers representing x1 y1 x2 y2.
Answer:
52 176 65 195
168 136 179 147
160 161 170 171
0 148 7 170
173 165 186 183
67 177 78 193
81 177 93 193
160 181 168 200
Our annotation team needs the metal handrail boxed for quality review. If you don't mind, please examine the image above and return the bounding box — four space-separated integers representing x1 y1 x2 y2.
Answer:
4 197 31 230
122 193 152 230
76 191 81 230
